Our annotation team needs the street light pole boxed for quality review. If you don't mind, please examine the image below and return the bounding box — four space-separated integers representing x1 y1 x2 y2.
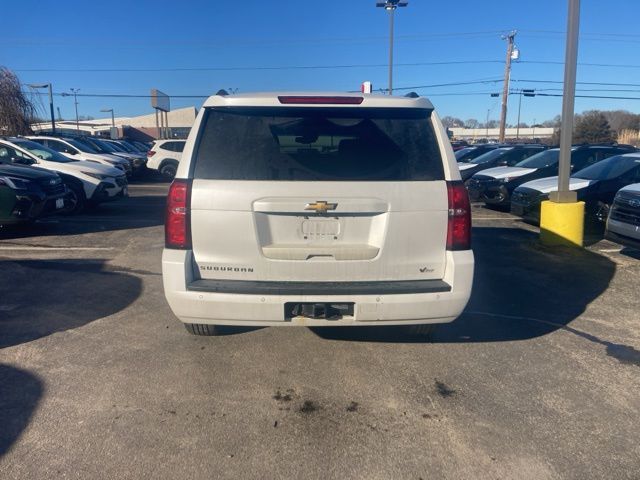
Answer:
388 6 394 95
70 88 80 131
376 1 408 96
516 90 523 140
539 0 584 247
28 83 55 133
101 108 115 127
486 109 490 141
552 0 580 204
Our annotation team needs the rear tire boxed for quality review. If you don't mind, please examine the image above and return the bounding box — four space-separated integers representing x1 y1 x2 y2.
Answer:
160 161 178 181
184 323 220 336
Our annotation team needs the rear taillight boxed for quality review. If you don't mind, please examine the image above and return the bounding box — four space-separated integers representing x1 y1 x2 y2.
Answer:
147 150 156 157
165 179 191 249
446 181 471 250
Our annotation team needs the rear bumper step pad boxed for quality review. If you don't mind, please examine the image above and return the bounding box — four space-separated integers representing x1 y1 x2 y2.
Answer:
187 279 451 296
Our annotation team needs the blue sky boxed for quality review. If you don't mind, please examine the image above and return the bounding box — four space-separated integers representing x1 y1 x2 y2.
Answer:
2 0 639 125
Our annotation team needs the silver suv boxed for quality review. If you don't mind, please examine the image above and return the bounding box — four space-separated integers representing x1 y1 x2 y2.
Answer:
606 183 640 250
162 92 474 335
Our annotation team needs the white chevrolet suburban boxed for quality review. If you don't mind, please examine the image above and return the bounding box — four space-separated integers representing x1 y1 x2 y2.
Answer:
162 91 474 335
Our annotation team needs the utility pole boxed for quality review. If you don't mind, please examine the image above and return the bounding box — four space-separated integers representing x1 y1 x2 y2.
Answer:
70 88 80 131
498 31 517 142
376 1 408 95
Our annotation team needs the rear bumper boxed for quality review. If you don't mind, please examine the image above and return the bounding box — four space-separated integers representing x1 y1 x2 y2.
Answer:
162 250 474 327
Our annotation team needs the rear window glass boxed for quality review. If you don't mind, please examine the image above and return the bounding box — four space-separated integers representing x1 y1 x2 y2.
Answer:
193 107 444 181
574 155 640 180
161 141 185 152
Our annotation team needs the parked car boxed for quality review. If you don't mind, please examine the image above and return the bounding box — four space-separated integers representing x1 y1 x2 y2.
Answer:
70 136 139 175
162 91 473 336
511 152 640 223
450 140 469 152
27 136 131 176
459 144 546 182
0 163 68 225
605 183 640 250
130 140 151 152
455 144 502 163
146 139 186 180
114 139 146 154
100 139 147 173
0 138 128 212
467 144 636 207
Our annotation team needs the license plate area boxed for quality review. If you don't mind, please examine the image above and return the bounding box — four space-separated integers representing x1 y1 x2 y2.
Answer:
55 198 64 209
285 302 354 321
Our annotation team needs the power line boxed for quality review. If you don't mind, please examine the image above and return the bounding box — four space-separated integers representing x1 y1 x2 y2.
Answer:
514 78 640 88
15 59 640 74
521 60 640 69
14 60 505 73
0 31 513 48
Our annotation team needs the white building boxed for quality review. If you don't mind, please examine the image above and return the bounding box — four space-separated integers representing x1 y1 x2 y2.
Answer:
31 106 198 140
449 126 555 142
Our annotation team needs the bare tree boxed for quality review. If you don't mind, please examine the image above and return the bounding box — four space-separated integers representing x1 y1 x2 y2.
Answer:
465 118 480 129
0 67 37 135
440 116 465 128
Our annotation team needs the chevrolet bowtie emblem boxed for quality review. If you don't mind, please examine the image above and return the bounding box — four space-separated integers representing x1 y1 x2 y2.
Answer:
305 201 338 213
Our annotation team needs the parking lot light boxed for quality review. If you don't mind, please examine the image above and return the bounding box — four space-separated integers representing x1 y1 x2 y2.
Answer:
27 83 55 134
376 0 409 95
101 108 115 127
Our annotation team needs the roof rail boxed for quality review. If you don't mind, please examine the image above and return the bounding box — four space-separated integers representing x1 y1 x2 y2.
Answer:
404 92 419 98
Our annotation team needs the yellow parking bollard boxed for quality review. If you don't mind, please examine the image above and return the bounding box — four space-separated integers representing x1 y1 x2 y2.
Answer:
539 200 585 247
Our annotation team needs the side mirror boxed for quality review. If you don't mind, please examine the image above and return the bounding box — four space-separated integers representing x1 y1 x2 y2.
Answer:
14 157 34 166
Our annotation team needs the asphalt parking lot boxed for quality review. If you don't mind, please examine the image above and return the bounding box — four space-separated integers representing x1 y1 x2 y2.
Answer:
1 182 639 479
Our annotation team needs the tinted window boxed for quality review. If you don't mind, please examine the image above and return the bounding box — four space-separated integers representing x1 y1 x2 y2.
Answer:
161 141 185 152
574 155 640 181
12 140 73 163
516 149 560 169
46 139 76 154
66 139 98 153
469 148 513 164
193 107 444 181
0 145 35 165
455 147 477 160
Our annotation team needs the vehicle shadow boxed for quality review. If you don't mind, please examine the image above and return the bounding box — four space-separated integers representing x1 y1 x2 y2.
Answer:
0 259 142 349
0 365 44 457
312 226 616 344
0 194 166 240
